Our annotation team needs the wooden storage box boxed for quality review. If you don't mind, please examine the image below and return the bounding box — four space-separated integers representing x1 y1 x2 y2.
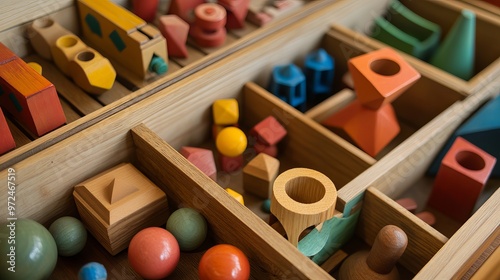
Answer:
0 0 328 165
0 0 499 279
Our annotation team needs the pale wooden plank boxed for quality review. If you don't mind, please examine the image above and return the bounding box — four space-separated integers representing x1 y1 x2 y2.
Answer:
415 188 500 279
95 81 133 106
304 89 356 121
131 123 333 280
358 187 448 274
24 55 103 115
169 45 206 68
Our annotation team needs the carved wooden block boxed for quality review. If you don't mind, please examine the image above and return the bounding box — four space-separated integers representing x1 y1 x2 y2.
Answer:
191 3 227 48
180 146 217 180
226 188 245 205
158 15 190 58
243 153 280 199
322 99 400 157
0 108 15 155
250 115 287 146
0 43 66 136
218 0 250 29
271 168 336 247
348 47 420 110
427 137 496 223
213 98 239 125
67 48 117 94
168 0 205 24
77 0 168 79
73 163 169 255
28 18 71 61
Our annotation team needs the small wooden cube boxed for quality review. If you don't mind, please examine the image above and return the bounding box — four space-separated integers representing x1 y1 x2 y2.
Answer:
73 163 169 255
226 188 244 205
250 116 287 146
243 153 280 199
180 146 217 180
213 99 239 125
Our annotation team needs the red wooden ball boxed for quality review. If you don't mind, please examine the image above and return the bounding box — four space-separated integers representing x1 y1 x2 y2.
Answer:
199 244 250 280
128 227 180 279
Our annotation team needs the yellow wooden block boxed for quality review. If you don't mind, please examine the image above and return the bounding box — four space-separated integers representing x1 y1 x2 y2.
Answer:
213 99 239 125
78 0 168 79
226 188 245 205
68 48 117 94
51 34 87 74
27 62 43 75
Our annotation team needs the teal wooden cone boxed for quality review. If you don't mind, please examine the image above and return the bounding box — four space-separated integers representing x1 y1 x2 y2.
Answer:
430 10 476 80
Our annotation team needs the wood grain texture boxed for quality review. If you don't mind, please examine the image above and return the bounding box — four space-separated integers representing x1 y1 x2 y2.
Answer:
357 187 447 275
415 188 500 279
131 123 333 279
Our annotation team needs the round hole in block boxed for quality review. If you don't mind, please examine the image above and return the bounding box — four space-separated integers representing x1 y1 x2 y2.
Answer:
57 35 79 48
205 7 215 15
77 51 95 62
370 59 400 76
455 150 485 171
285 176 326 204
33 18 54 29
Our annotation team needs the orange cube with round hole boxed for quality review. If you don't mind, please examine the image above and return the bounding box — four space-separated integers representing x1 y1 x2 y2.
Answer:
427 137 496 223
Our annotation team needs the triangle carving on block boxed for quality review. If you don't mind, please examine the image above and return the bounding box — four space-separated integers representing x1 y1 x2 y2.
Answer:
106 178 138 204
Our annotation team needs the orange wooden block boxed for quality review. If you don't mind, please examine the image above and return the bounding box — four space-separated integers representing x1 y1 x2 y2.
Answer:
0 108 15 155
322 99 400 157
348 48 421 109
158 15 190 58
250 116 287 146
180 146 217 180
243 153 280 199
73 163 169 255
218 0 250 29
168 0 205 24
132 0 159 22
427 137 496 223
0 43 66 136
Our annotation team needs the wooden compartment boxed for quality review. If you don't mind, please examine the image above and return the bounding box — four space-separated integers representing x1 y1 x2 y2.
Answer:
0 0 329 164
345 0 500 94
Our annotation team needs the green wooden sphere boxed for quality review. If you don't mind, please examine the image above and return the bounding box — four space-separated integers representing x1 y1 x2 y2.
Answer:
166 208 207 251
49 216 87 257
0 219 58 280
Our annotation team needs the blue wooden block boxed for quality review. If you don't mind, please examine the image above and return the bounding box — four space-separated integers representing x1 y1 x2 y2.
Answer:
269 64 306 110
304 48 334 96
429 94 500 177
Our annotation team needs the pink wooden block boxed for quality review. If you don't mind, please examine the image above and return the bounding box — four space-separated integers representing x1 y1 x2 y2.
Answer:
159 15 189 58
168 0 205 24
254 142 278 158
427 137 496 223
181 146 217 180
250 116 287 146
219 153 244 173
218 0 250 29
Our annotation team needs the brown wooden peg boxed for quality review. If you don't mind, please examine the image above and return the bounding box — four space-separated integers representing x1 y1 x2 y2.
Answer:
339 225 408 280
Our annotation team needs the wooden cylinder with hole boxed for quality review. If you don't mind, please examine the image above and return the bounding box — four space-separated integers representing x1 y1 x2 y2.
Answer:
28 18 71 60
270 168 337 247
51 34 87 74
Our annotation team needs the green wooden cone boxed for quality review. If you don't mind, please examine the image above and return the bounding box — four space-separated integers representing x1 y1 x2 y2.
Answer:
430 9 476 80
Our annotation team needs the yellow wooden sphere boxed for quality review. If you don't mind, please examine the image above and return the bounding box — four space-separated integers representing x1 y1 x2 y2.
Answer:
216 127 247 157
